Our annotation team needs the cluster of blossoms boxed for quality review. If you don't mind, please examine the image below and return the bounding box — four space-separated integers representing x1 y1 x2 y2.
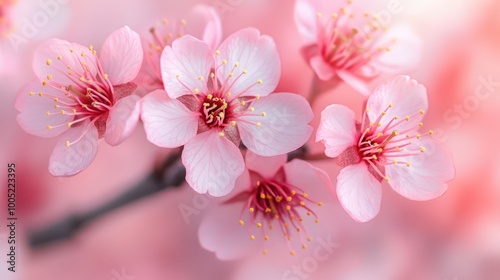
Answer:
15 0 454 259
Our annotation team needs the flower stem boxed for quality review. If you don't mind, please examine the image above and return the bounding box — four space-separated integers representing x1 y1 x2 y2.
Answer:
29 149 185 248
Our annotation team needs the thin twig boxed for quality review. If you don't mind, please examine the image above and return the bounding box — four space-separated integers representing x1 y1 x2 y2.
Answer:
29 149 185 248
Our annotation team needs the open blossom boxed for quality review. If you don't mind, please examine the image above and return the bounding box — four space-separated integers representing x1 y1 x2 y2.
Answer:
139 4 222 90
198 151 332 259
317 76 455 222
15 26 143 176
141 28 313 196
294 0 421 95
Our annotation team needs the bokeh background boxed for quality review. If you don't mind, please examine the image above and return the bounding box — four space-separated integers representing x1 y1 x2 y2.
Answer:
1 0 500 279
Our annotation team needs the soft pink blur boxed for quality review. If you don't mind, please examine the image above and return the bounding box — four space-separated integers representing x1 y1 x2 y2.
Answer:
1 0 500 279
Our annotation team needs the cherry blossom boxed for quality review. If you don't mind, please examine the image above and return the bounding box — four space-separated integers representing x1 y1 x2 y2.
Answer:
317 76 455 222
15 26 143 176
139 4 222 90
198 151 332 259
141 28 313 196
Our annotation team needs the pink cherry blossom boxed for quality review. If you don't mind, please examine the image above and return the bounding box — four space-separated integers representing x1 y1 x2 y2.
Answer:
198 150 332 260
141 28 314 196
294 0 421 95
139 4 222 90
316 76 455 222
15 26 143 176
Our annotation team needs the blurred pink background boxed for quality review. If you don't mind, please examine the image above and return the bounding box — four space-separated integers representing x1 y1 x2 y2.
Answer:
1 0 500 279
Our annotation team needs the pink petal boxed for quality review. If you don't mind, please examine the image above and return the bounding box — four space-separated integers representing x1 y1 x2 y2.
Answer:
238 93 313 156
300 44 319 63
337 162 382 222
191 4 222 52
198 202 260 260
113 82 138 100
244 150 287 179
385 136 455 201
294 0 318 44
139 37 163 88
216 28 280 98
104 95 140 146
141 89 199 148
310 55 335 81
283 159 334 198
161 35 213 99
366 75 428 132
33 39 97 86
48 123 99 176
316 104 358 158
15 82 73 138
182 130 245 197
336 70 371 96
99 26 143 85
371 25 421 73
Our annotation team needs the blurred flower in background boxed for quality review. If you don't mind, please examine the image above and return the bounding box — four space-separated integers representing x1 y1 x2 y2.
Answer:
295 0 421 95
138 3 222 91
0 0 16 37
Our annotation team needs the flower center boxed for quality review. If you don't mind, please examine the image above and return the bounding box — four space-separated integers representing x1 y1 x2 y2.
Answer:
238 172 322 256
315 3 396 70
200 93 230 128
32 45 115 146
356 103 434 181
173 50 268 132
